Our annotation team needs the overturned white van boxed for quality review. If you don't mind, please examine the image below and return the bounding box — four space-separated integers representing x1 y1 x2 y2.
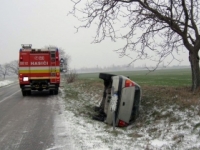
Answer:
93 73 142 127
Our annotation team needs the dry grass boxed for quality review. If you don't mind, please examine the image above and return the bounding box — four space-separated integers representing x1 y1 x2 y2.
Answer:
142 85 200 109
65 79 200 122
132 85 200 136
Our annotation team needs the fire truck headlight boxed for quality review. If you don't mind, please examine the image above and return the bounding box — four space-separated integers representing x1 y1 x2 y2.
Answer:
23 77 29 81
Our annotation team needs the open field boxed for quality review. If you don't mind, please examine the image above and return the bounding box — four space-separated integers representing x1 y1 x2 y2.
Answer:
77 68 192 87
76 68 200 109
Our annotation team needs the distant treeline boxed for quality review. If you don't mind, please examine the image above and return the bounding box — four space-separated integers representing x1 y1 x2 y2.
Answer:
76 65 190 73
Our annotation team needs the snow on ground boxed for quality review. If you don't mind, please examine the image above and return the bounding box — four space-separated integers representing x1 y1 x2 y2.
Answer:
50 82 200 150
0 80 14 87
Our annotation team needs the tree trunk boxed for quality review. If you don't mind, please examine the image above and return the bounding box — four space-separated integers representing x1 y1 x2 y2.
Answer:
189 51 200 91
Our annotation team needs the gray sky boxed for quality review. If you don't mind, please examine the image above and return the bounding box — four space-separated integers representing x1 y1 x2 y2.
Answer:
0 0 189 69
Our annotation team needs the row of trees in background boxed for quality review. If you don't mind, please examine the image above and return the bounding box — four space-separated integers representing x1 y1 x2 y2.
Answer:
0 60 18 79
77 64 190 73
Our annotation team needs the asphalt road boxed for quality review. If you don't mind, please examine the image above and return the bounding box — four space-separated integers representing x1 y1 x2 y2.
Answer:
0 82 62 150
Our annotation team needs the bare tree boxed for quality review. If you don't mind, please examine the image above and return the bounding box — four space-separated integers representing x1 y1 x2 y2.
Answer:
0 63 10 79
8 60 19 75
65 69 78 83
59 48 71 73
69 0 200 91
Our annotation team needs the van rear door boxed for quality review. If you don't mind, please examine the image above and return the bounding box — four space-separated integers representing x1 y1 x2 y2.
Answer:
116 76 136 126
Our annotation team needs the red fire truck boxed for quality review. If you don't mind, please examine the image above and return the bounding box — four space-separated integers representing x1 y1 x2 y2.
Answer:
18 44 60 96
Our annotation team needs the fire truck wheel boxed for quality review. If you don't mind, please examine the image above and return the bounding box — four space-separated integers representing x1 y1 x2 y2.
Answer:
55 89 58 95
27 90 31 95
22 90 26 96
49 90 53 95
49 89 58 95
38 89 43 91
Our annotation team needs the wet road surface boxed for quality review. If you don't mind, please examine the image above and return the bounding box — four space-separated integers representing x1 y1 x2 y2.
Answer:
0 82 61 150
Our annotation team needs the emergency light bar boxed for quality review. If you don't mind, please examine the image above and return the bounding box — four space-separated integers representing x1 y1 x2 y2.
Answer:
48 47 58 51
20 44 58 52
21 44 32 49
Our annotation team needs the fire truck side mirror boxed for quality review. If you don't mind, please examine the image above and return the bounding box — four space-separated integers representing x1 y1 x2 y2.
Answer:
60 58 64 63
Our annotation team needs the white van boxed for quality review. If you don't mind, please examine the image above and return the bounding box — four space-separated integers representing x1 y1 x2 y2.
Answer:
93 73 142 127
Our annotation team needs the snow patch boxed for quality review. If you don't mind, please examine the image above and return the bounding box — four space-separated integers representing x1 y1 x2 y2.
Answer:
150 139 169 148
0 80 14 87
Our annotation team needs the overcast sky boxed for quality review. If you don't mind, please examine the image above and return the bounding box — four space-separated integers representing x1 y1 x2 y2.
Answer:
0 0 190 69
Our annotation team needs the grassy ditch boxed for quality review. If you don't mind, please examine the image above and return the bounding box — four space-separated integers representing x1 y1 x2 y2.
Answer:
63 79 103 119
62 69 200 143
63 80 200 118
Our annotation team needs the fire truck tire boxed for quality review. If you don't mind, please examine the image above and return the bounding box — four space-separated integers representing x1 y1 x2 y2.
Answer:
49 90 53 95
49 88 58 95
55 89 58 95
49 90 52 95
27 90 31 95
22 90 26 96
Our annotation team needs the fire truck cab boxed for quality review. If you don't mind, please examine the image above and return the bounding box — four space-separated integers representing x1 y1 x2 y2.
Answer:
18 44 60 96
